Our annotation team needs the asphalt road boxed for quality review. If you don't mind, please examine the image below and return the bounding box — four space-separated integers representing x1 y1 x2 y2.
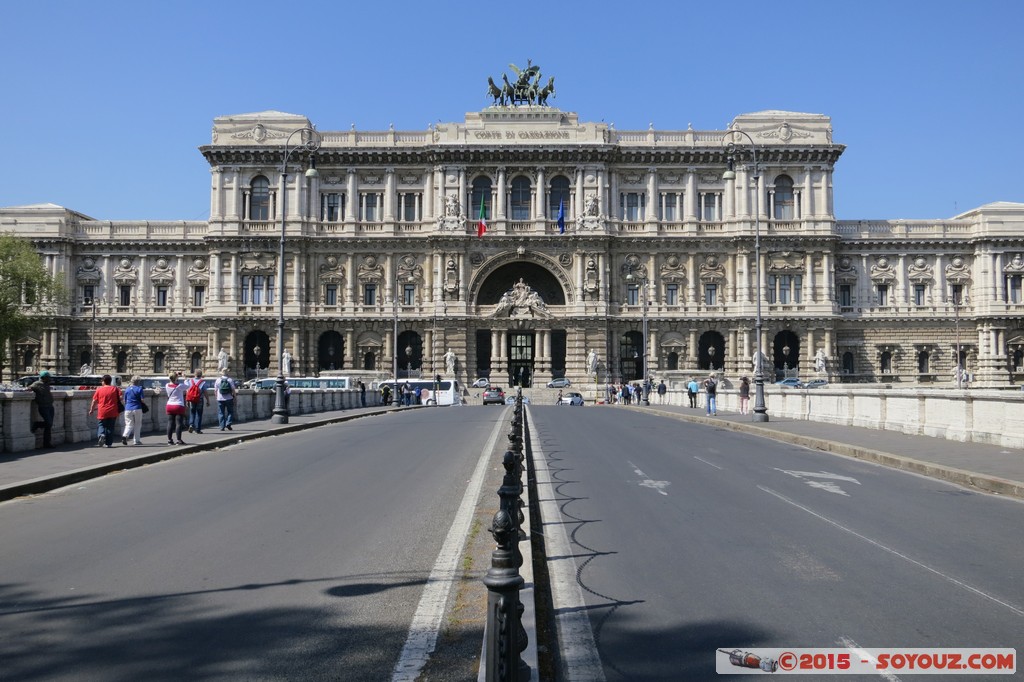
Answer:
529 406 1024 681
0 407 505 681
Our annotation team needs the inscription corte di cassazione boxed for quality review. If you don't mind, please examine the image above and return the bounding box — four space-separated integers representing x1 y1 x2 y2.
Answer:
473 130 570 140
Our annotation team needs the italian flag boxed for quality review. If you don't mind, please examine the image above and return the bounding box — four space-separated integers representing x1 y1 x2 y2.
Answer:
477 197 487 238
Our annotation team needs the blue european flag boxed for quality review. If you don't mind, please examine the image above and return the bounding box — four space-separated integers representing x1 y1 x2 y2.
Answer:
557 198 565 234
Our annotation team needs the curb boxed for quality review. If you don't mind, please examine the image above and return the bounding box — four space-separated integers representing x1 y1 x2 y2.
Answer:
646 408 1024 501
0 407 398 503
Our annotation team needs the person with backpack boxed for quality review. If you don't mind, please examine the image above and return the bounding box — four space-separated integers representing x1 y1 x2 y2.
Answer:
165 372 188 445
184 369 211 434
215 368 237 431
703 374 718 416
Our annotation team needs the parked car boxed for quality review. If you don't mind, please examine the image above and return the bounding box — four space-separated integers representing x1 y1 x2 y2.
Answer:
482 386 506 405
546 377 572 389
775 377 802 388
505 394 531 405
471 377 490 388
803 379 829 389
560 391 585 406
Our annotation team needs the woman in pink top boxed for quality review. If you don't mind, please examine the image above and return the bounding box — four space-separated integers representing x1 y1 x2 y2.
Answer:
165 372 188 445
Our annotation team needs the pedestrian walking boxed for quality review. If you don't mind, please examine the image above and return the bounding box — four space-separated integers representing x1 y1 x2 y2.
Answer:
738 376 751 415
381 383 392 405
215 368 236 430
121 375 146 445
165 372 188 445
687 377 699 409
88 374 122 448
657 379 667 404
184 370 210 434
703 374 718 416
29 370 55 448
556 389 563 405
359 381 366 407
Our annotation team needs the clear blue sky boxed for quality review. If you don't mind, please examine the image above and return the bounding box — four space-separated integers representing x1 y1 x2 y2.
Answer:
2 0 1022 221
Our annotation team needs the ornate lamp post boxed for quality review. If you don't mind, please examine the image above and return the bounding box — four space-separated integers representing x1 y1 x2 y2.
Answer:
405 345 413 379
272 126 321 424
626 273 650 405
723 130 769 421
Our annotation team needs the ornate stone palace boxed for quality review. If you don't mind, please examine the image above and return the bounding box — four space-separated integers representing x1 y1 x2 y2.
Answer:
4 80 1024 388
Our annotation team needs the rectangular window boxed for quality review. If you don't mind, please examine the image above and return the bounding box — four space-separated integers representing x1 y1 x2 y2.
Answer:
400 193 420 222
241 276 274 305
627 285 640 306
701 193 719 221
325 284 337 306
704 283 718 306
361 193 381 221
839 284 852 307
662 193 677 221
156 286 168 307
83 284 95 305
779 276 791 304
665 283 679 306
877 284 889 306
1007 275 1022 304
767 276 777 304
252 275 264 305
914 284 927 306
621 193 645 221
193 285 205 307
119 285 131 307
364 283 377 306
322 193 342 221
403 283 415 306
951 284 964 306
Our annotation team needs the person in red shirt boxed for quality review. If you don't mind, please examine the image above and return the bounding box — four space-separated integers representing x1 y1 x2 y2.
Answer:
88 374 123 448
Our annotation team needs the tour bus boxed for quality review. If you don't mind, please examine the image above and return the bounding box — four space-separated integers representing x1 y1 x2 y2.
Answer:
383 378 462 406
245 376 351 390
17 374 123 390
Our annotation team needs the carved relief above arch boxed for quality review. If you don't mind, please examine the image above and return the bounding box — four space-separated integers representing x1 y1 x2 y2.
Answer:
469 250 572 307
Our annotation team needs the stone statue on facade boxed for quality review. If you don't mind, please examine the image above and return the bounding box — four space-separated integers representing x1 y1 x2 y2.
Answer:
752 350 769 375
586 349 598 375
444 349 457 376
491 278 552 319
814 348 828 375
282 349 292 375
218 348 229 371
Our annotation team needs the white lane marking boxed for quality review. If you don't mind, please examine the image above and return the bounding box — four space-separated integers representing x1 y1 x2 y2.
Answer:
535 436 606 681
628 461 670 496
776 469 860 496
694 456 724 470
759 486 1024 618
776 469 861 484
838 636 901 681
391 419 502 681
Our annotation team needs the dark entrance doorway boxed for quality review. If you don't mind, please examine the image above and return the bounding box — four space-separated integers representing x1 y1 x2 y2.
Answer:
508 332 535 387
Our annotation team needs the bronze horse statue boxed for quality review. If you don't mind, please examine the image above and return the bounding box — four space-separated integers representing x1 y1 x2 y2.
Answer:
538 76 555 106
487 77 506 106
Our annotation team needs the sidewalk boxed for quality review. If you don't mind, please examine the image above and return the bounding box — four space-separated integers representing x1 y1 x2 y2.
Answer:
634 402 1024 500
0 405 395 503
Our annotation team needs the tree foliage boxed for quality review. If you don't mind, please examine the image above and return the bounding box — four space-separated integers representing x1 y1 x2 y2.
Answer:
0 234 66 372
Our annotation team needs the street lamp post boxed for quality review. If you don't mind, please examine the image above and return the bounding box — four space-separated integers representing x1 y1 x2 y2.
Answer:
626 273 650 405
723 130 769 421
89 299 96 373
272 126 321 424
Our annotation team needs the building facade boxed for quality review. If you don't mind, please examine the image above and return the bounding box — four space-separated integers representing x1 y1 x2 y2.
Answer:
4 95 1024 389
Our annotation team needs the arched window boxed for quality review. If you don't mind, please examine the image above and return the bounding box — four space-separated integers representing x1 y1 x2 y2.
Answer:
842 352 855 375
548 175 570 219
363 351 376 371
880 351 892 373
471 176 492 218
510 176 531 220
773 175 795 220
250 176 270 220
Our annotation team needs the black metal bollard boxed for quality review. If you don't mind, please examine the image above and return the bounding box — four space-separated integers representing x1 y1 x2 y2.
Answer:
484 449 530 681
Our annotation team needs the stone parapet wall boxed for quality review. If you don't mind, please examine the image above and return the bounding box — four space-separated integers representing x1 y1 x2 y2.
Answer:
2 388 376 453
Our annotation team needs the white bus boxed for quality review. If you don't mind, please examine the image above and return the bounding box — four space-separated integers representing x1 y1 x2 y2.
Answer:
383 378 462 406
246 376 351 390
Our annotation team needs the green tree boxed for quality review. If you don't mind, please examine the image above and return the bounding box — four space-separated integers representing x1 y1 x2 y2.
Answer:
0 234 65 380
